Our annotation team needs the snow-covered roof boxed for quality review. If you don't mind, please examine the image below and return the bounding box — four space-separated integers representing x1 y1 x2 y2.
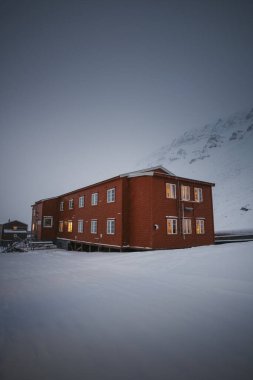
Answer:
32 166 175 203
3 229 27 234
32 165 214 205
32 196 59 205
1 220 28 227
120 166 175 178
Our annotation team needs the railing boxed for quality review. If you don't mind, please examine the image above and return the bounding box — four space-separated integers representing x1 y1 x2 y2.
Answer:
1 238 57 252
29 241 57 250
215 233 253 244
1 237 29 253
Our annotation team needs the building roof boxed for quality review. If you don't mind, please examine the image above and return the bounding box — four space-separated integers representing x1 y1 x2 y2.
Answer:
32 166 214 205
1 220 28 227
120 166 175 178
120 166 215 186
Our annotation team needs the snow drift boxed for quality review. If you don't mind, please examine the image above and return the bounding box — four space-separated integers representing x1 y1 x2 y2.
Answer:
139 107 253 232
1 244 253 380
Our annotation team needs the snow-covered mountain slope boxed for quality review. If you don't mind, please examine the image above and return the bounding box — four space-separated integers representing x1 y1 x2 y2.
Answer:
140 107 253 232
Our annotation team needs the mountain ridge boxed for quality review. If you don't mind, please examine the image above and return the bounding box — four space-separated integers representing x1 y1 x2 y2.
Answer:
139 107 253 231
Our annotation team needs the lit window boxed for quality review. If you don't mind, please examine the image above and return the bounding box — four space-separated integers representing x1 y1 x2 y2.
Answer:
196 219 205 234
78 220 84 233
91 193 98 206
59 221 63 232
166 183 176 199
181 185 190 201
69 199 74 209
43 216 53 228
91 220 97 234
107 188 115 203
182 218 192 234
79 196 84 208
60 201 64 211
167 219 177 234
67 220 73 232
194 188 203 202
107 219 115 234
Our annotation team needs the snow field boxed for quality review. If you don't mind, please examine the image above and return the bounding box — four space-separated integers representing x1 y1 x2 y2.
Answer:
1 243 253 380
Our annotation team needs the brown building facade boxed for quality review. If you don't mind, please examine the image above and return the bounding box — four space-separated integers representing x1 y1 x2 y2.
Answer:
31 167 215 251
0 220 28 243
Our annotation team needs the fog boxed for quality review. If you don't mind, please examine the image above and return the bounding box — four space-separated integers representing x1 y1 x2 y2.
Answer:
1 0 253 224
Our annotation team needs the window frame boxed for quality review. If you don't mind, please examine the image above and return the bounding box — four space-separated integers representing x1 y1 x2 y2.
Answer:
182 218 192 234
166 183 177 199
78 220 84 233
91 192 98 206
181 185 191 201
196 219 205 234
60 201 64 211
67 220 73 233
167 218 177 234
59 221 63 232
43 216 53 228
79 196 85 208
107 219 115 235
194 187 203 202
69 199 74 209
91 219 97 234
107 188 116 203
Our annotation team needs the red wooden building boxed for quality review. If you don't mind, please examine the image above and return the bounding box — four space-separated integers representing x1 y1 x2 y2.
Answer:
31 166 215 251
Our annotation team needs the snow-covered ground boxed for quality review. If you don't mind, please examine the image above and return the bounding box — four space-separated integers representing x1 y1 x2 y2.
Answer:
139 107 253 232
1 244 253 380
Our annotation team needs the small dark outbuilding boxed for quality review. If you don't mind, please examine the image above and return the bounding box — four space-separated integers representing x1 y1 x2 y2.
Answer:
0 220 28 244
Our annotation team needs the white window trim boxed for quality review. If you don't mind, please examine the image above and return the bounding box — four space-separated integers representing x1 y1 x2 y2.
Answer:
167 218 177 234
60 201 64 211
194 187 203 202
166 183 177 199
43 216 53 228
69 199 74 209
91 220 98 234
196 219 205 234
59 221 63 232
78 219 84 233
181 185 191 201
91 193 98 206
182 218 192 234
107 188 116 203
79 196 85 208
107 219 115 235
67 220 73 232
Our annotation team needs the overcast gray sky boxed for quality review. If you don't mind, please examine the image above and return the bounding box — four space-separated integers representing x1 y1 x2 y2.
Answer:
1 0 253 225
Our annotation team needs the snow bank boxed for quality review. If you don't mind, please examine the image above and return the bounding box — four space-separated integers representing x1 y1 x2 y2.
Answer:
1 243 253 380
